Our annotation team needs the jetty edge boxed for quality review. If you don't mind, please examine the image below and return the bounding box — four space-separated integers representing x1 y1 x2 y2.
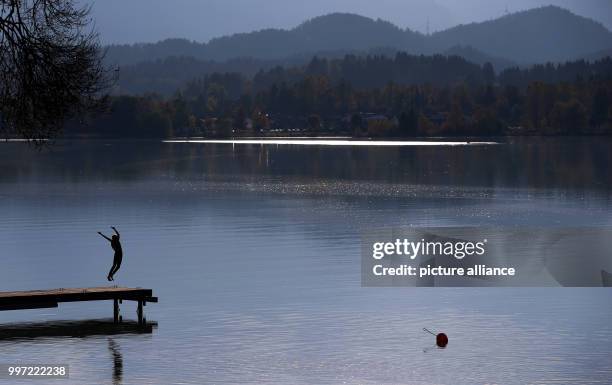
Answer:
0 287 158 325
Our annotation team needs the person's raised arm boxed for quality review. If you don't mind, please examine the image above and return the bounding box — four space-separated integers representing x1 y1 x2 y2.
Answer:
98 231 111 242
111 226 120 239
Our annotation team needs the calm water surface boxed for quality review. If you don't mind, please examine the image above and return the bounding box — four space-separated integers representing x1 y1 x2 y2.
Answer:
1 139 611 385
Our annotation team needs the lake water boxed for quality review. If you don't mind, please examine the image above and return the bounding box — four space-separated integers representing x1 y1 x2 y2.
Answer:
1 138 611 385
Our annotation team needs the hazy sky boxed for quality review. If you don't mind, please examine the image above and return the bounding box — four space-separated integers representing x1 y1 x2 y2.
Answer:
84 0 612 45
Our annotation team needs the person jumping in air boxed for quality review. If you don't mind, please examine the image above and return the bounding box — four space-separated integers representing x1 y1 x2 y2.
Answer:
98 226 123 281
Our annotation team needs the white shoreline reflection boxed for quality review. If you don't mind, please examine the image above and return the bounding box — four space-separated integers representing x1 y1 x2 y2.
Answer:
2 138 48 142
164 138 499 146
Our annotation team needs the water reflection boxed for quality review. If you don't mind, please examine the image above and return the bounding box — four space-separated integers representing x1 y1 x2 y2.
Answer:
0 139 611 384
108 338 123 385
0 319 156 340
0 138 611 193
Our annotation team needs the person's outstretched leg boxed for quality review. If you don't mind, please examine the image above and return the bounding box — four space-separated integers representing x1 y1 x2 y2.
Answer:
107 264 115 281
114 263 122 278
110 260 122 280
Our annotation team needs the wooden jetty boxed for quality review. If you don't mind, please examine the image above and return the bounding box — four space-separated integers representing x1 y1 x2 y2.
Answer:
0 287 158 325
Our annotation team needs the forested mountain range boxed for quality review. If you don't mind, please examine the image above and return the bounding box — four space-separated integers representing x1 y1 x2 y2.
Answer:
105 6 611 67
114 47 515 95
61 6 612 139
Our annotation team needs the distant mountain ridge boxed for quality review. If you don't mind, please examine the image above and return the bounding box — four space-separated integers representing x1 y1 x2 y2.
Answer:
105 6 612 68
428 6 612 63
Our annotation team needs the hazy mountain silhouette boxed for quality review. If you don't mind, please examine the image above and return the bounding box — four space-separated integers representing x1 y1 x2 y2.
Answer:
292 13 423 54
105 13 422 65
429 6 612 63
105 6 611 69
205 13 418 61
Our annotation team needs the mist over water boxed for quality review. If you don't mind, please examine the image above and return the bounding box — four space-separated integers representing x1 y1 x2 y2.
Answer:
0 139 611 384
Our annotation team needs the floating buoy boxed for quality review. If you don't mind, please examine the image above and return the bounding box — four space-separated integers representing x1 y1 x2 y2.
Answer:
423 328 448 348
436 333 448 348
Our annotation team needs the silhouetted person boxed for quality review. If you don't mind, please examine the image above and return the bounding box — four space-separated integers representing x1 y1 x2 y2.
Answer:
98 226 123 281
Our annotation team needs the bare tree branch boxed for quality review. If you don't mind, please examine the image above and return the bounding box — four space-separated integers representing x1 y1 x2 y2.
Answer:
0 0 109 144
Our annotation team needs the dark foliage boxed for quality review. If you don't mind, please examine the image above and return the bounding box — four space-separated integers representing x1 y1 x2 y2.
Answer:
0 0 107 142
70 56 612 139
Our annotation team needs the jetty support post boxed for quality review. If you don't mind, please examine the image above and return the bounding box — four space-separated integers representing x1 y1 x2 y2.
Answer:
137 300 144 325
113 298 120 324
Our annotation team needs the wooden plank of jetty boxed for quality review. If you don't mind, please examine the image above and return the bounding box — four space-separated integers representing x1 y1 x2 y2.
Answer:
0 287 158 325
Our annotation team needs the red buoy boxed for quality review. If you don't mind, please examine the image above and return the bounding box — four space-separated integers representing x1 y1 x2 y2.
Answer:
436 333 448 348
